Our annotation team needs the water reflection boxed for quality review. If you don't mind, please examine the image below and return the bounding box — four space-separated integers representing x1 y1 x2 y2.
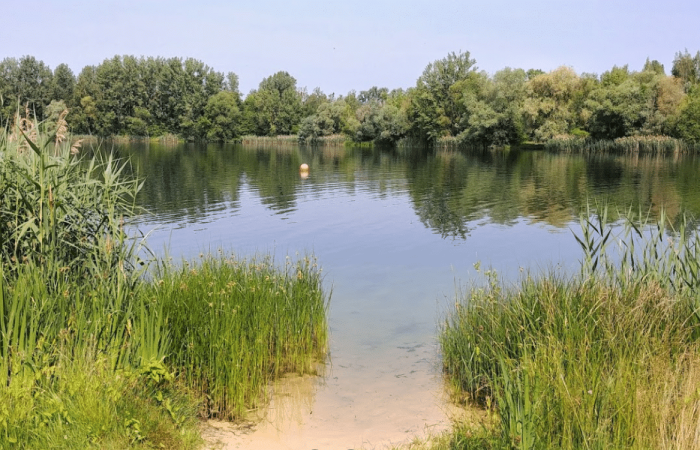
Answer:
106 142 700 448
113 142 700 238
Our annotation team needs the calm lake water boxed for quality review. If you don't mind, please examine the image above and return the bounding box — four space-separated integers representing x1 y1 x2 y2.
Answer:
117 143 700 449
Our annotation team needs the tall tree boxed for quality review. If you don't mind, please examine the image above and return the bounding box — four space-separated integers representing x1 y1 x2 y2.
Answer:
243 71 302 136
49 63 75 106
410 51 478 142
672 49 700 91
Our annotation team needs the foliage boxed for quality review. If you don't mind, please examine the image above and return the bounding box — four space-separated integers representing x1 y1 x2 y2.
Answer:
298 99 348 144
676 86 700 142
0 112 143 278
3 49 700 147
522 66 583 141
440 208 700 449
242 71 303 136
410 51 478 142
672 49 700 91
200 90 241 141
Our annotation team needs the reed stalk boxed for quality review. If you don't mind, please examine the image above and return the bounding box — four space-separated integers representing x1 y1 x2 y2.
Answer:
440 206 700 449
546 134 700 154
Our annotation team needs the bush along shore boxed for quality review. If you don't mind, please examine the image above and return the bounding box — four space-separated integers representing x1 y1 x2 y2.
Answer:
0 114 329 448
439 207 700 449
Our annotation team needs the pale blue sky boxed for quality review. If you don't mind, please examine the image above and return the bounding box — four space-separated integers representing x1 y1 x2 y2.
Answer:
4 0 699 95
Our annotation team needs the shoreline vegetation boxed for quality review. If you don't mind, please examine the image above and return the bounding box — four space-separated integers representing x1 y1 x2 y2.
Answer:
0 121 329 448
438 209 700 449
4 91 700 449
2 49 700 151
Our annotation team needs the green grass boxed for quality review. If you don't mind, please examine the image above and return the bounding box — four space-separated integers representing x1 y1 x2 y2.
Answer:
0 112 331 447
148 253 329 420
440 207 700 449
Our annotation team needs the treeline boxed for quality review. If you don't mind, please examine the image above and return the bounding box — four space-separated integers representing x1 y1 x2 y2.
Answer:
1 50 700 145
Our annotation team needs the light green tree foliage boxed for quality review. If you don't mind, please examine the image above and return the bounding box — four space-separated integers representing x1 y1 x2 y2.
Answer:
643 58 666 76
585 65 646 139
526 68 545 80
341 86 409 145
644 74 686 135
298 99 348 143
672 49 700 91
300 87 329 117
676 87 700 142
351 103 408 145
68 56 228 137
225 72 240 93
173 58 225 140
454 68 526 146
585 64 686 139
71 65 99 133
523 66 583 141
200 91 241 141
42 99 68 132
243 71 302 136
410 51 478 142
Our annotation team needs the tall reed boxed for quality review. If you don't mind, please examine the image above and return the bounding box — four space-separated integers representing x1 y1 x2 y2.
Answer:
546 134 700 154
440 207 700 449
149 253 329 420
240 135 300 146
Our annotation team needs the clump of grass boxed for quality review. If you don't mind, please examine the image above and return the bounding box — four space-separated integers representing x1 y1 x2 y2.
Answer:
0 347 202 449
546 134 700 154
240 135 300 146
440 207 700 449
150 253 329 420
298 133 350 146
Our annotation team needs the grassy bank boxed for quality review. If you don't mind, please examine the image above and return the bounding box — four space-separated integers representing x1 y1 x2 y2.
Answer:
0 115 329 448
440 209 700 449
545 134 700 154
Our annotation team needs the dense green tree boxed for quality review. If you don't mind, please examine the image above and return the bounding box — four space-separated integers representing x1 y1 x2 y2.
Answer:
71 65 99 133
0 56 53 124
523 66 582 140
16 56 53 120
526 69 545 80
643 58 666 76
243 71 302 136
410 51 478 142
300 87 329 117
586 76 648 140
0 58 19 126
201 90 241 141
358 86 389 104
43 99 68 133
298 99 348 143
49 63 76 107
672 49 700 90
676 87 700 142
453 69 525 146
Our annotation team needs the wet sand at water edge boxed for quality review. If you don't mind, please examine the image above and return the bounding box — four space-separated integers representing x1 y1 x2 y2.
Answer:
201 340 486 450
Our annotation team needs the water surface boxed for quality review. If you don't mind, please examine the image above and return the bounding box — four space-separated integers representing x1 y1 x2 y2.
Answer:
118 143 700 449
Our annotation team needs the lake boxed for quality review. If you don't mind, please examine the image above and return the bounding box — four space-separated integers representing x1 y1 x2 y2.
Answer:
117 142 700 449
